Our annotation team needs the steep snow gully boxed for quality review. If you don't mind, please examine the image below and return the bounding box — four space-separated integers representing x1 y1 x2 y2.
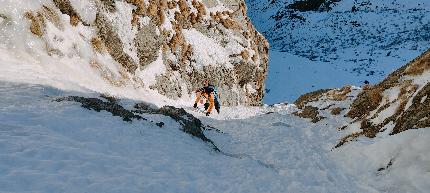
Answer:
0 82 362 193
2 81 429 193
1 0 430 192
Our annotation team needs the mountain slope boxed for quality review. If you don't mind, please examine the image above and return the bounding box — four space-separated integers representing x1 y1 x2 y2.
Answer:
1 0 429 192
246 0 430 103
0 82 280 193
1 47 429 193
2 74 429 192
287 49 430 193
0 81 366 193
341 48 430 143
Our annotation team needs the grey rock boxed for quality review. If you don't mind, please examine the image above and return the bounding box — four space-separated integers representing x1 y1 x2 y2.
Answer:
135 21 163 68
95 12 138 73
202 0 218 8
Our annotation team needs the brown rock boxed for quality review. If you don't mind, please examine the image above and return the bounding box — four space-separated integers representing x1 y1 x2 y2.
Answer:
331 107 344 115
293 106 325 123
95 13 138 73
24 12 45 37
52 0 83 26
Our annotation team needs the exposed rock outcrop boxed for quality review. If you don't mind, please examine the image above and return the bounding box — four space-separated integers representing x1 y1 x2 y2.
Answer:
55 95 144 122
293 106 325 123
21 0 269 106
56 95 219 151
337 49 430 146
135 22 163 68
347 49 430 132
95 12 139 73
290 49 430 147
287 0 341 12
52 0 83 26
292 86 353 123
134 103 216 146
134 103 220 151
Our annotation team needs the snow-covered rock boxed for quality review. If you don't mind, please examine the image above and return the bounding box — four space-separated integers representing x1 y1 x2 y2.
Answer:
339 48 430 143
285 47 430 148
0 0 269 106
270 63 430 193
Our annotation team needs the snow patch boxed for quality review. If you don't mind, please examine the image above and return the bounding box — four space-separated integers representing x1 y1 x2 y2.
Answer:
183 28 232 69
383 86 401 103
206 4 230 13
69 0 97 24
246 83 257 94
335 129 430 193
379 121 395 136
140 16 151 26
421 95 427 103
371 100 399 125
405 70 430 87
135 49 165 87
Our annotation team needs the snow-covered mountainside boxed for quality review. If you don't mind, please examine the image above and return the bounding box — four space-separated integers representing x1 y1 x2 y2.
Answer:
1 75 429 192
341 48 430 145
0 0 268 106
288 49 430 192
1 0 430 192
246 0 430 103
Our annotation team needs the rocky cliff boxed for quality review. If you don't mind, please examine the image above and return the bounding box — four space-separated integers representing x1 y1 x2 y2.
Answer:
344 49 430 138
291 48 430 147
0 0 269 106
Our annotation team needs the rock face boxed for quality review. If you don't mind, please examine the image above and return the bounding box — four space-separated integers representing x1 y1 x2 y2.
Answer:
290 49 430 148
292 86 353 123
17 0 269 106
345 49 430 137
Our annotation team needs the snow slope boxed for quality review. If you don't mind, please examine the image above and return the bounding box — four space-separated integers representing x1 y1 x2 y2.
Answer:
0 82 280 193
1 81 429 193
246 0 430 103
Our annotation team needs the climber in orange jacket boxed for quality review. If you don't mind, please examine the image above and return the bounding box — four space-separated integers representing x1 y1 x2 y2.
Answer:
193 80 220 116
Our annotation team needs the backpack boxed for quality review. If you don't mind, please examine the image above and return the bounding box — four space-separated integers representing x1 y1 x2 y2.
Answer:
204 85 218 100
213 86 219 100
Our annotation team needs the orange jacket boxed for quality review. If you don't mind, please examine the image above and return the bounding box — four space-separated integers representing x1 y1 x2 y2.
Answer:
194 91 215 113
